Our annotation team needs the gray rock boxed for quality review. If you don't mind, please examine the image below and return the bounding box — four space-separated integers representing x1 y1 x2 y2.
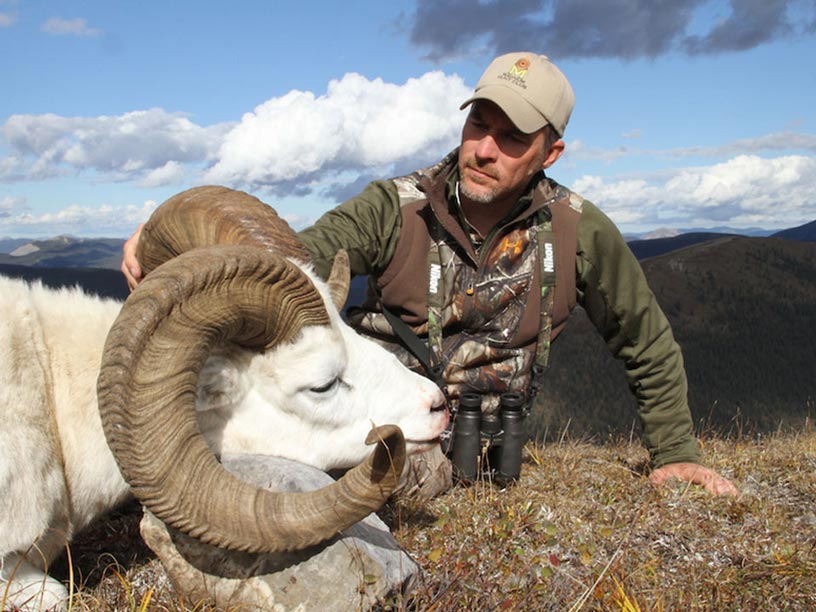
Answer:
140 454 418 612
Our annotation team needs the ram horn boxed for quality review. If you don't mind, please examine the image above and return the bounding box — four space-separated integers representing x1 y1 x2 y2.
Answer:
137 185 351 310
98 188 404 553
135 185 312 272
325 248 350 311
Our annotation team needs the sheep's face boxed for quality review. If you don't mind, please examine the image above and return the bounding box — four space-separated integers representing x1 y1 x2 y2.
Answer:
196 320 448 471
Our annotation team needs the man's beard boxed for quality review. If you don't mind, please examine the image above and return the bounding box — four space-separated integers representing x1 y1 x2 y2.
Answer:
459 163 500 204
459 180 498 204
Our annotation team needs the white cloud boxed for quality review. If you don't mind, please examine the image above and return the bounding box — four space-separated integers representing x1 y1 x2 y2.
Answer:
2 109 230 180
205 71 470 187
3 70 811 237
566 132 816 166
0 155 25 180
573 154 816 230
565 139 636 164
139 161 186 188
0 12 15 27
41 17 100 37
0 195 25 217
670 132 816 158
280 211 316 231
1 71 469 202
0 199 157 237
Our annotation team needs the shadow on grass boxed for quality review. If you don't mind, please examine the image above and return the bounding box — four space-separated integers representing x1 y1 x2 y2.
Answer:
50 499 153 591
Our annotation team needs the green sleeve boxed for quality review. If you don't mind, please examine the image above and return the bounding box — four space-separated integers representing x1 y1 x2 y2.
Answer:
576 201 701 467
297 180 403 280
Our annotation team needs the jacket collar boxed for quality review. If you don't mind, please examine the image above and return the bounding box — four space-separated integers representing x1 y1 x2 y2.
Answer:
415 148 560 260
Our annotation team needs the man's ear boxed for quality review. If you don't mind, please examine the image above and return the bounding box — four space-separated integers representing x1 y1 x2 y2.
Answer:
542 139 565 170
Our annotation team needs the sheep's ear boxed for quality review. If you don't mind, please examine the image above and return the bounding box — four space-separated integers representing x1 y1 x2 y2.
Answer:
195 354 247 413
326 249 350 312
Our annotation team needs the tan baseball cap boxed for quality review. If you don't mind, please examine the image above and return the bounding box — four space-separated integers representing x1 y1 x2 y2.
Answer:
460 52 575 136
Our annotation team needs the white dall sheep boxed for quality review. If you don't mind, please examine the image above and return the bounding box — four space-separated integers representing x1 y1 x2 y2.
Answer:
0 186 449 611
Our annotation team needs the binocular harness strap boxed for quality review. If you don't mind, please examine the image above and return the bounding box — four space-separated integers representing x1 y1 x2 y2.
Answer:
379 209 556 411
529 210 556 405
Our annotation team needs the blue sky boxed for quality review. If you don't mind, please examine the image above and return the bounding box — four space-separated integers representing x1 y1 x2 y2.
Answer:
1 0 815 238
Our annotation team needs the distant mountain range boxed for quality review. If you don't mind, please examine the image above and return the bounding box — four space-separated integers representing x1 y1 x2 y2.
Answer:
1 219 813 270
0 237 30 253
627 219 815 260
0 235 125 269
625 225 776 241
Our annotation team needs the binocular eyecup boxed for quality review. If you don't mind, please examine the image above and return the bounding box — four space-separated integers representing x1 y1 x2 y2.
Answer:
448 391 527 486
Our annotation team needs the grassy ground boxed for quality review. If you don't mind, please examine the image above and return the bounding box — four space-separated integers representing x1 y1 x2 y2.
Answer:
380 429 816 611
11 429 816 611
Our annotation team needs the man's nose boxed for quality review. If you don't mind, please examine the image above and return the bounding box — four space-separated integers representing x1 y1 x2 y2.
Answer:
474 133 498 161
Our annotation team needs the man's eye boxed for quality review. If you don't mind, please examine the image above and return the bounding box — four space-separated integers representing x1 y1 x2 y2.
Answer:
310 377 340 393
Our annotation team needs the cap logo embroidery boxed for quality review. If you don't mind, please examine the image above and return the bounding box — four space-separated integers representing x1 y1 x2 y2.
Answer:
499 57 530 89
514 58 530 72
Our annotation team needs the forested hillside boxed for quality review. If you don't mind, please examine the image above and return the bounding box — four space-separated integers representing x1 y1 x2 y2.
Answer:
532 236 816 440
0 263 129 300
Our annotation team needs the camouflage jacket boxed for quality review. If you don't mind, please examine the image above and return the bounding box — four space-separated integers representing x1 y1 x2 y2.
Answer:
299 150 700 467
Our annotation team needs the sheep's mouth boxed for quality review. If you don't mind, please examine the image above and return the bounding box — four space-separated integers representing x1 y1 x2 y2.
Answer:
403 406 449 452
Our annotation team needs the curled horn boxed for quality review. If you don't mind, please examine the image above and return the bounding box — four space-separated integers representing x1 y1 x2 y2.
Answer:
98 187 404 552
138 185 351 310
136 185 311 272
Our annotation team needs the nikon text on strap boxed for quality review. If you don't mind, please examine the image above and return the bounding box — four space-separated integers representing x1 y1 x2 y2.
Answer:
528 212 556 404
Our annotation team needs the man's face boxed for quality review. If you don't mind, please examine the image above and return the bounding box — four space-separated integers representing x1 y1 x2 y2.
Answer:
458 100 560 209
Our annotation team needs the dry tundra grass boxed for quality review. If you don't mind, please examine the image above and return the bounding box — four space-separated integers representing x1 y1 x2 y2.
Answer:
7 428 815 612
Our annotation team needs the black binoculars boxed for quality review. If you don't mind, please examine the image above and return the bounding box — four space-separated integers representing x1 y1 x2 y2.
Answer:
448 391 527 485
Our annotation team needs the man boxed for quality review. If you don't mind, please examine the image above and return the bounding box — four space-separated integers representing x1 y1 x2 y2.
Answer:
123 52 737 498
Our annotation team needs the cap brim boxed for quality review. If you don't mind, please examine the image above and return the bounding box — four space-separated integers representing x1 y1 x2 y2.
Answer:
460 85 550 134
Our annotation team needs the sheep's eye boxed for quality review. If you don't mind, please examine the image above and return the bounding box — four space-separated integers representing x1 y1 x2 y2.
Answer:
310 377 340 394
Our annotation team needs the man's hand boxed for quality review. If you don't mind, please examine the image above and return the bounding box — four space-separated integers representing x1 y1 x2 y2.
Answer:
121 223 144 291
649 462 738 497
